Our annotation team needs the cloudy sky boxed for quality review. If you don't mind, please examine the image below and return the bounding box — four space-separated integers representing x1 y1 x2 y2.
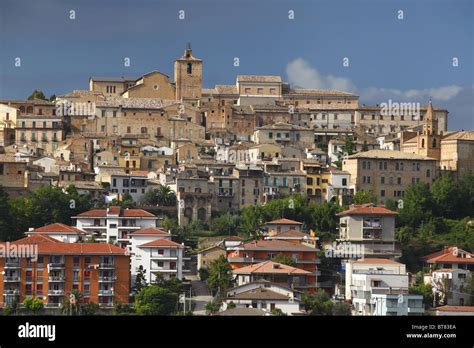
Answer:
0 0 472 129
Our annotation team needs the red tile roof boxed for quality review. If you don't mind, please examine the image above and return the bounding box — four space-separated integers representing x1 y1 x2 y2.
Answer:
29 223 84 234
422 247 474 264
75 207 155 218
233 260 311 275
0 235 127 255
271 229 309 238
235 240 316 252
435 306 474 312
337 206 398 216
129 227 169 235
265 218 303 225
139 239 183 248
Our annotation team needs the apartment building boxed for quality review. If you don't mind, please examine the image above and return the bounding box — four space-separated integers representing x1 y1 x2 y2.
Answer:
222 281 303 315
0 234 130 307
227 240 319 288
73 206 158 248
233 260 315 292
345 258 424 316
421 246 474 272
129 227 189 286
337 204 401 259
431 268 472 306
253 122 314 148
342 149 438 204
232 165 264 209
15 114 63 154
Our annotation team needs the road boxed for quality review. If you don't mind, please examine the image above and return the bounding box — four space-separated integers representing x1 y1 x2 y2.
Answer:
190 277 213 315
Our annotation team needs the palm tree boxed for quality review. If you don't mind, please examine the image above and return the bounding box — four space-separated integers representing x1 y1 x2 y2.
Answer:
156 185 177 206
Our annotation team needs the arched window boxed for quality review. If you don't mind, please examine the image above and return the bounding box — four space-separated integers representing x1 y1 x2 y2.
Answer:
421 138 425 148
432 139 437 148
19 106 25 113
187 63 192 74
26 106 33 113
141 127 148 134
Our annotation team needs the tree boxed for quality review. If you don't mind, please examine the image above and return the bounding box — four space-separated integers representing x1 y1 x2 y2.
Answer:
302 290 334 315
143 185 177 206
81 302 99 315
399 182 433 227
205 299 222 315
410 282 433 309
0 187 15 241
49 94 56 102
332 302 352 316
271 308 287 316
121 192 135 208
61 290 83 316
134 286 178 315
28 89 47 100
206 255 233 297
431 172 463 219
135 265 147 293
239 205 264 237
353 190 377 205
272 254 296 267
22 297 44 314
153 274 184 294
209 214 240 236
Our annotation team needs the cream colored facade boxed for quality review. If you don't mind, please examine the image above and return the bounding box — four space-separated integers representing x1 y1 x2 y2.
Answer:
15 115 63 154
343 150 438 204
174 47 202 101
121 71 175 99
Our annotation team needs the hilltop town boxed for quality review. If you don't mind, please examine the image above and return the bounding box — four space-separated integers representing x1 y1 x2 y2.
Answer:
0 46 473 316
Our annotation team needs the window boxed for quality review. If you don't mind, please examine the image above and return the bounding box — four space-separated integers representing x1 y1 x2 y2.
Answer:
381 176 385 184
342 178 347 186
397 177 401 185
426 169 431 178
187 63 192 74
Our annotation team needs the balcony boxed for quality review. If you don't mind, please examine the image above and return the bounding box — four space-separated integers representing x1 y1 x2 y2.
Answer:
80 223 106 229
98 289 114 296
48 263 65 269
48 289 65 296
150 255 178 260
4 261 21 269
4 276 20 282
48 276 65 282
98 276 116 282
99 263 115 269
217 188 234 197
4 289 20 295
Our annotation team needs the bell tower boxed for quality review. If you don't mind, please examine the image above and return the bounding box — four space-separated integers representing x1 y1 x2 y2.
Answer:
418 100 442 159
174 43 202 101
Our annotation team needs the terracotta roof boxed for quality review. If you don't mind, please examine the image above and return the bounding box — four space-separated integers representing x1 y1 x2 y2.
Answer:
29 223 84 234
422 247 474 264
353 258 402 265
129 227 169 236
265 218 303 225
75 207 155 218
233 261 311 275
235 240 316 252
139 239 183 248
0 235 127 255
435 306 474 312
337 206 398 216
228 287 290 301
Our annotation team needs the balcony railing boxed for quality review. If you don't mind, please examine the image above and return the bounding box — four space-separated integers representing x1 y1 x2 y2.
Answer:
48 263 65 269
4 261 21 268
98 290 114 296
99 263 115 269
48 289 65 296
99 276 116 282
4 276 20 282
48 276 65 282
4 289 20 295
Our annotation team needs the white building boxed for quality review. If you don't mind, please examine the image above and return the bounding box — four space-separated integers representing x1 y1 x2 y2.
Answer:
346 258 424 316
222 281 303 316
25 223 85 243
73 206 158 248
130 230 188 286
109 171 150 203
431 268 472 306
337 204 401 259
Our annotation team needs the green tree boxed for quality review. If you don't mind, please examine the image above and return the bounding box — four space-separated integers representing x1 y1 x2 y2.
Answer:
206 255 233 297
153 274 184 294
142 185 176 206
410 282 433 309
205 299 221 315
431 172 463 219
271 308 287 316
0 187 15 241
61 290 83 316
134 286 178 315
22 297 44 314
332 302 352 316
399 182 433 228
302 290 334 315
272 254 296 267
353 190 377 205
28 89 47 100
209 214 240 236
239 205 264 237
134 265 147 293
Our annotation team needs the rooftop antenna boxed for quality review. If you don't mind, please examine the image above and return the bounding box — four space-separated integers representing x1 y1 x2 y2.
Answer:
187 42 191 50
